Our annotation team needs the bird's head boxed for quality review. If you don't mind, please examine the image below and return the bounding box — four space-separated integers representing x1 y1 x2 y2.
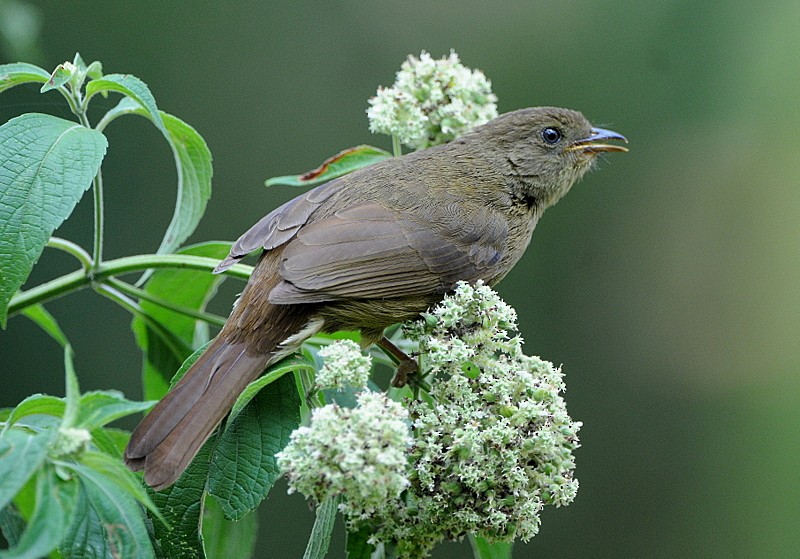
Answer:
470 107 628 209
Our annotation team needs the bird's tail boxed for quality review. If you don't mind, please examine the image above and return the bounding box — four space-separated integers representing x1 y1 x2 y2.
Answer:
125 336 272 490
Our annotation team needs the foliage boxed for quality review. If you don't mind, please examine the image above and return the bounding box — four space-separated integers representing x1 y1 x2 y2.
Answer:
0 52 577 559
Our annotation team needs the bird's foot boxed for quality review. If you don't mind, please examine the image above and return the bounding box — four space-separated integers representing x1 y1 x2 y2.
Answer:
376 336 420 388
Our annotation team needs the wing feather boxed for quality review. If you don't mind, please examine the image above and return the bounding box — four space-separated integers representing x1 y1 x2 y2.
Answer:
268 202 507 304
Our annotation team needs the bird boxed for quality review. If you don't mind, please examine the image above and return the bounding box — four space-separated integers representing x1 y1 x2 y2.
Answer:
125 106 627 489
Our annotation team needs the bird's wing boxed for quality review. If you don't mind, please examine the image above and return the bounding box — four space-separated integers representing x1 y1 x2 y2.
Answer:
213 181 339 272
268 201 507 304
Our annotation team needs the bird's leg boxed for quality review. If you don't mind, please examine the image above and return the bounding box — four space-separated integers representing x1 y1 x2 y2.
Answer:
376 336 419 388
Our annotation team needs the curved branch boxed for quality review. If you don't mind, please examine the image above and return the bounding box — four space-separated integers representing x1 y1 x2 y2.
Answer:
7 254 253 318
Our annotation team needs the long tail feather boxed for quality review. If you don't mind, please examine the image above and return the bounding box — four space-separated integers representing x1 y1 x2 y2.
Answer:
125 337 271 490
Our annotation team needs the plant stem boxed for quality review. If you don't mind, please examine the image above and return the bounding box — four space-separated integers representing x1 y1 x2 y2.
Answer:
46 237 93 271
104 277 227 328
391 134 402 157
7 254 253 318
94 284 191 361
90 167 104 271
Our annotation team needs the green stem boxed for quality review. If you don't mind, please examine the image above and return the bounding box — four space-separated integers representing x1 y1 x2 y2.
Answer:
94 284 191 361
46 237 93 271
7 254 253 318
105 277 227 328
70 97 105 271
391 134 402 157
90 167 104 270
57 86 82 119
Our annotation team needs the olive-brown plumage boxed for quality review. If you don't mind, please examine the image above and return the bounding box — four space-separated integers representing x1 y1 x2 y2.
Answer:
125 107 627 489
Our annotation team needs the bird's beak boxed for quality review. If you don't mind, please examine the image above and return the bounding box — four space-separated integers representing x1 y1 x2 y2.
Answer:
566 127 629 154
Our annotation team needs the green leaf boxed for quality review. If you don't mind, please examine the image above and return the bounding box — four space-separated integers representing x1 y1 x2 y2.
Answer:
1 394 64 435
78 450 164 523
345 524 375 559
76 392 155 430
0 429 53 511
89 427 129 459
266 145 391 188
0 113 107 327
303 496 340 559
101 98 213 260
85 61 103 81
60 483 114 559
168 340 212 388
86 74 165 132
0 63 51 93
72 53 87 73
20 304 69 347
132 242 231 399
40 61 75 93
201 495 257 559
152 112 213 257
228 355 313 421
68 53 92 93
0 505 25 548
207 371 302 520
63 462 156 559
469 534 513 559
0 467 75 559
62 344 80 428
147 440 214 559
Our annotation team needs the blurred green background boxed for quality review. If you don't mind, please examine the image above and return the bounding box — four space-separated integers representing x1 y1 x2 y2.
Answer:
2 1 799 557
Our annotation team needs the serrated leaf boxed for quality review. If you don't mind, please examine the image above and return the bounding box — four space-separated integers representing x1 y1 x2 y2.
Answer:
20 303 69 347
86 74 165 132
76 392 155 430
60 484 113 559
78 451 163 523
64 462 156 559
0 429 53 511
1 394 64 436
469 534 513 559
201 495 257 559
0 63 51 93
0 113 107 327
0 467 75 559
132 242 231 399
266 145 391 188
303 496 340 559
207 372 302 521
228 355 313 421
147 440 214 559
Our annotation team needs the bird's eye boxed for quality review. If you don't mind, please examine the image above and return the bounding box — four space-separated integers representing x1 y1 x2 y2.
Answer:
541 127 562 145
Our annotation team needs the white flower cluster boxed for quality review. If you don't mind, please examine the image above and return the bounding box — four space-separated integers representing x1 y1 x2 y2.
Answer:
276 391 411 518
378 282 581 557
278 282 580 558
49 426 91 458
407 280 518 373
367 50 498 151
315 339 371 390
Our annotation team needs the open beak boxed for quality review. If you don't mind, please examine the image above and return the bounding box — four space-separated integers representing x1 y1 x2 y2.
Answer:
566 127 629 154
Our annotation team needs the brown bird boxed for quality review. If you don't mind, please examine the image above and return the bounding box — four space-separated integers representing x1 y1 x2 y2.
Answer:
125 107 627 489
